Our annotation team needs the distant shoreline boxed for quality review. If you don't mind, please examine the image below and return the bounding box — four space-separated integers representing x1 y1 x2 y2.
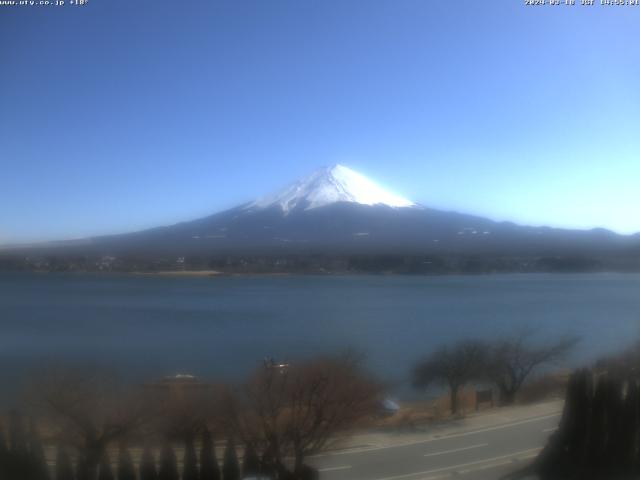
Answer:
4 269 640 280
130 270 295 278
3 251 640 277
131 270 224 277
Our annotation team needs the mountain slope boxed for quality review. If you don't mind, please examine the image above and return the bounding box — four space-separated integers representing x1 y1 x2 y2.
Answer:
2 166 639 269
83 202 633 256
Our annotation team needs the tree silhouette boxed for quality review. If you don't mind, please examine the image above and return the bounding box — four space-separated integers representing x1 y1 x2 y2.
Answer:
297 464 319 480
117 446 136 480
0 426 8 478
413 340 487 415
76 452 91 480
222 439 240 480
0 423 6 456
9 410 27 454
183 433 199 480
1 411 34 480
158 442 179 480
199 429 220 480
242 443 260 477
228 353 380 474
510 371 640 480
97 450 114 480
139 445 158 480
28 418 50 480
55 446 75 480
486 332 577 405
618 380 639 470
31 368 154 479
260 446 278 479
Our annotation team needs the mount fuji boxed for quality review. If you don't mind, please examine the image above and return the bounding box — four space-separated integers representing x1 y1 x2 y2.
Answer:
246 164 416 213
3 165 639 273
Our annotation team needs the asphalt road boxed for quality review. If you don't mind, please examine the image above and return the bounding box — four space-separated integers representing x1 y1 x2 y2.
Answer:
309 412 560 480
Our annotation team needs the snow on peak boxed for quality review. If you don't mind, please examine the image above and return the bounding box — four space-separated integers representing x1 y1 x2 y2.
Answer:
246 164 416 214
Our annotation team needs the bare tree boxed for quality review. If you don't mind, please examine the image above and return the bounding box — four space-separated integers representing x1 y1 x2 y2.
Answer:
147 376 227 443
412 340 487 415
227 353 381 477
486 331 578 405
27 367 155 478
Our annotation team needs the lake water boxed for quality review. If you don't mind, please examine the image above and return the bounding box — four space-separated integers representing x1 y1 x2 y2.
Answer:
1 272 639 400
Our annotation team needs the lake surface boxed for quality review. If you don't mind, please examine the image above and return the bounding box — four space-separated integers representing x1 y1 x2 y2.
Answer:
1 272 639 400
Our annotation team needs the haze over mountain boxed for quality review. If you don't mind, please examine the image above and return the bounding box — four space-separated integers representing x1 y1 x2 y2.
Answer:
4 165 639 267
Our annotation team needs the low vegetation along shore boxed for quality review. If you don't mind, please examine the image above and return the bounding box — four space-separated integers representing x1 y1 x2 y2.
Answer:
1 353 380 480
0 330 593 480
3 252 640 276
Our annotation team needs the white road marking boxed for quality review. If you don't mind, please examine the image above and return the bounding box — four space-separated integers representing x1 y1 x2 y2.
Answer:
418 474 449 480
453 450 540 476
312 412 560 458
372 447 542 480
423 443 488 457
421 413 560 442
318 465 352 472
412 446 542 479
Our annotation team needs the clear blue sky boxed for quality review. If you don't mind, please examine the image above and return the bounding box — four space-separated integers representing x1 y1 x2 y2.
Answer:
1 0 639 244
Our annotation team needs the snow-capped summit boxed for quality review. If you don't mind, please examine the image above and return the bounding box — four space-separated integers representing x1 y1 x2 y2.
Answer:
246 164 416 214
